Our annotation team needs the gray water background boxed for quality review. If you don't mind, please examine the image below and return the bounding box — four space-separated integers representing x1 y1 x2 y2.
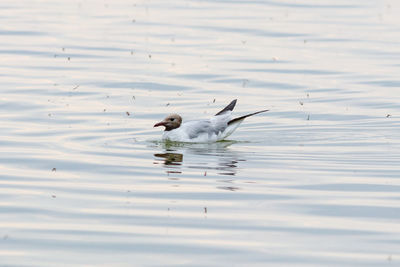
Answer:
1 0 400 266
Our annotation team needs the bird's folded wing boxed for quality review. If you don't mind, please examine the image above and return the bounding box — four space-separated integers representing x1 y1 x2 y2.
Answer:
184 119 226 139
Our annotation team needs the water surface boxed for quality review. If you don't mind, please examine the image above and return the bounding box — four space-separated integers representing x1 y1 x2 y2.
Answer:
1 0 400 266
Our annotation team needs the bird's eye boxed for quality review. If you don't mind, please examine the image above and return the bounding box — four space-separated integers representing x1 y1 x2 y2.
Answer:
170 118 175 121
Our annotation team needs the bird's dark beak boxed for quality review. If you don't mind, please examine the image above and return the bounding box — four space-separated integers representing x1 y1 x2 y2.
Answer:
154 121 166 127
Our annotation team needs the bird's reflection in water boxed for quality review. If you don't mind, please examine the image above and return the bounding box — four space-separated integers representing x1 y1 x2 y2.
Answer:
154 152 183 166
153 152 183 174
153 140 246 179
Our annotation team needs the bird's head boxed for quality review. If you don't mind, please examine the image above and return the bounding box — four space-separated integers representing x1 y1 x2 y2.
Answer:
154 114 182 131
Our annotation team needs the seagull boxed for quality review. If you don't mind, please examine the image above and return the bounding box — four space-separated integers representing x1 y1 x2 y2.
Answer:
154 99 268 143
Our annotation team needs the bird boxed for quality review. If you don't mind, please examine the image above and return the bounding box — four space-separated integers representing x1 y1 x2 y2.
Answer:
154 99 268 143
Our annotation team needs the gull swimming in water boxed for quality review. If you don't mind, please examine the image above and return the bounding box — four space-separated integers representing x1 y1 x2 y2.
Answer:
154 99 268 143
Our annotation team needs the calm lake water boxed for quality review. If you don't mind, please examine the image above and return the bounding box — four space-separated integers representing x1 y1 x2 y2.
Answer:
1 0 400 266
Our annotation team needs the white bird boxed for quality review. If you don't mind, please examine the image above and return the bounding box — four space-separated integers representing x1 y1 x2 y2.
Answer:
154 99 268 143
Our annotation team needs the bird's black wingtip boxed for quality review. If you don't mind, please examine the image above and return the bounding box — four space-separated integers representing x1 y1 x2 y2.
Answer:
227 109 269 125
215 99 238 116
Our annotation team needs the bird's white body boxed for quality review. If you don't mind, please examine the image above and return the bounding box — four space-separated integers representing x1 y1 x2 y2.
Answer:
162 111 243 142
